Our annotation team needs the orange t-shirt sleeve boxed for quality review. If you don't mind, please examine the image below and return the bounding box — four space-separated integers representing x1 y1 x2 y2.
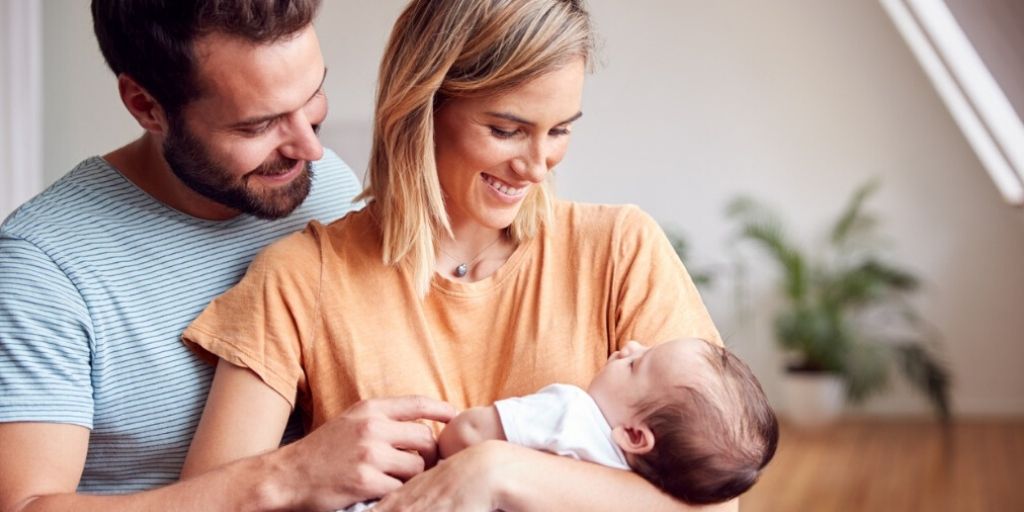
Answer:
610 206 723 349
182 223 325 407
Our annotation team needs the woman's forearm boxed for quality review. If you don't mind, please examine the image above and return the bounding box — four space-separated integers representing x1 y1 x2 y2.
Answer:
493 443 738 512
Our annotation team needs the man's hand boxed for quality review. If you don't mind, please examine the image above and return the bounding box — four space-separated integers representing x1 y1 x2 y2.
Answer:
274 395 457 510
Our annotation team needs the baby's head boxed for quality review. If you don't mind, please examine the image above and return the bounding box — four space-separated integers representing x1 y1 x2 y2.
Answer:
587 338 778 504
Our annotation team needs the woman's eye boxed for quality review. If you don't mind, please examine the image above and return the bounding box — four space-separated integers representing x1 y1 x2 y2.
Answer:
550 127 571 137
490 126 518 138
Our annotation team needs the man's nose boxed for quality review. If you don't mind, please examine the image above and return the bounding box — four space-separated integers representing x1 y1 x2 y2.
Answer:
279 112 324 163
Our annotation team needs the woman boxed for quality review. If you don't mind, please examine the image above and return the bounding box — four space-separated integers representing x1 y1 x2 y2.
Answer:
182 0 730 510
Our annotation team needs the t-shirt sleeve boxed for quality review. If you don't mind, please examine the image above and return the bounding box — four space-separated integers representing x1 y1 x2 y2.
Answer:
182 224 325 407
494 384 629 469
0 237 95 427
494 384 585 457
610 206 723 349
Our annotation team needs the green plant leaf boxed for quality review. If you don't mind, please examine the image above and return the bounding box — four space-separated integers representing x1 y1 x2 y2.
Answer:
824 259 919 308
842 341 890 403
895 343 952 422
831 179 881 247
728 181 952 422
727 197 807 302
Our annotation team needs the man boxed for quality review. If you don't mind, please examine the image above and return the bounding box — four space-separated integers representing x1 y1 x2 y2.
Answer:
0 1 453 510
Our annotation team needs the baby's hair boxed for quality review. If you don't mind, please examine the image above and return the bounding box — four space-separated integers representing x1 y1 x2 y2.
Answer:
629 340 778 504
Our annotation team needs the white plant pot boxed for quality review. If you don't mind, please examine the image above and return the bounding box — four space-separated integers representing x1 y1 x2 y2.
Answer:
782 372 845 428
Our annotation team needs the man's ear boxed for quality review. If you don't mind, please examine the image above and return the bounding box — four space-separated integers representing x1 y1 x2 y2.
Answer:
117 74 170 135
611 423 655 455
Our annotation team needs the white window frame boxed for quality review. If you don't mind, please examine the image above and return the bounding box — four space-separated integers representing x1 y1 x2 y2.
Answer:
881 0 1024 206
0 0 43 220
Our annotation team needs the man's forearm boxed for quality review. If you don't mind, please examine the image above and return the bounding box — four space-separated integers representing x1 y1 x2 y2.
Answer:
14 452 297 512
494 443 738 512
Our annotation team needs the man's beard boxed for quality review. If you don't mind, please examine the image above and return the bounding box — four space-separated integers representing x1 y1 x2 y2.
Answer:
162 120 314 220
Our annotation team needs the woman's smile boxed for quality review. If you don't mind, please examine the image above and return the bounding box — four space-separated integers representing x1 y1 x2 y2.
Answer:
481 173 529 202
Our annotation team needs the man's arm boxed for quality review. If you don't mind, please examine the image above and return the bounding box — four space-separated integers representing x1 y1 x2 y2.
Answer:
437 406 506 459
0 360 456 512
0 421 299 512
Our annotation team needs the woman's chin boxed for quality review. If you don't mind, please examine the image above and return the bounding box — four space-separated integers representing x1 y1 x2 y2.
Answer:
459 204 523 233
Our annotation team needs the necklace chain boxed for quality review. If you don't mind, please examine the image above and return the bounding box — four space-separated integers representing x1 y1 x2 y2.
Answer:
438 233 505 278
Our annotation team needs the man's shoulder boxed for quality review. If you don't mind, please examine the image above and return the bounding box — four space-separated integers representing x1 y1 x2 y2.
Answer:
1 157 123 241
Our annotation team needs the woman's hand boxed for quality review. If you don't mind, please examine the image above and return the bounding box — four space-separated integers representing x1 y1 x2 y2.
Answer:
376 439 737 512
374 440 514 512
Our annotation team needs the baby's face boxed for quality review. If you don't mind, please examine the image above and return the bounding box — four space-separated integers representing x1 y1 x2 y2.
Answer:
587 337 713 427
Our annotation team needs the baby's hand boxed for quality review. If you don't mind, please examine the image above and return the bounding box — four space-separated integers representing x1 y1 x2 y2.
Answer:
437 405 506 459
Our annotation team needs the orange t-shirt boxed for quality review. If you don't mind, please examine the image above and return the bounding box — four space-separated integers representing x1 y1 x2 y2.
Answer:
183 201 720 431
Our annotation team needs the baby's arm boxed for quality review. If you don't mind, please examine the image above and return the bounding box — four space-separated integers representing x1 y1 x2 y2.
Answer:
438 405 506 459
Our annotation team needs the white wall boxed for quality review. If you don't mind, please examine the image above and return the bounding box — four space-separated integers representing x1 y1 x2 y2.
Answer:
42 1 1024 416
41 1 136 184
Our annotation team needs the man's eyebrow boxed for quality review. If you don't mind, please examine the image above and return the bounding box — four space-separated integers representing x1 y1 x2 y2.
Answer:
229 68 328 128
484 111 584 127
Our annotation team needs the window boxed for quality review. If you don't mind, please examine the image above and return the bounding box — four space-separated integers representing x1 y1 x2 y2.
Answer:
0 0 43 220
881 0 1024 205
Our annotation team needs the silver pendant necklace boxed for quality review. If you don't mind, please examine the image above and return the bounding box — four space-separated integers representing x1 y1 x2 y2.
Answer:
439 234 505 278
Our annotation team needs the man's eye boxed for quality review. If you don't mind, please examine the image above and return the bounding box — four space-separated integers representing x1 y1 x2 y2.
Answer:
240 122 273 136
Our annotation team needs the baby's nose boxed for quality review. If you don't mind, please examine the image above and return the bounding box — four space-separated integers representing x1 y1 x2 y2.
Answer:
622 340 644 355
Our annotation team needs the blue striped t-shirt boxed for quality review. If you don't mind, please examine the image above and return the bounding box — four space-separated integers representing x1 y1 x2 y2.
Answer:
0 149 362 493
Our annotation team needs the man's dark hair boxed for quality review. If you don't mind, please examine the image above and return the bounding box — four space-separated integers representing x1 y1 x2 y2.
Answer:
92 0 321 118
629 342 779 505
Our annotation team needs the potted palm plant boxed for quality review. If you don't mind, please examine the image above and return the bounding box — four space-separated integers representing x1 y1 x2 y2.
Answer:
727 180 951 426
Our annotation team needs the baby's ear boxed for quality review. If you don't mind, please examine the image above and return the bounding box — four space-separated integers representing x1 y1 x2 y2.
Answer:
611 423 655 455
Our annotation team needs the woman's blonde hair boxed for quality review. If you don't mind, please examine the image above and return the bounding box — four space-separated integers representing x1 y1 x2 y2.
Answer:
360 0 594 295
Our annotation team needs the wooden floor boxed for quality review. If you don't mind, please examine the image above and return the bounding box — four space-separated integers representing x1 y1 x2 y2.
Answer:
740 419 1024 512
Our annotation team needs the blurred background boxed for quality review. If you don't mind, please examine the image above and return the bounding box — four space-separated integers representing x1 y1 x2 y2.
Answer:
2 1 1022 510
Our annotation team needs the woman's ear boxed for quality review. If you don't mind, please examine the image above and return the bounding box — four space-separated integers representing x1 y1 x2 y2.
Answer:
611 423 655 455
117 74 170 135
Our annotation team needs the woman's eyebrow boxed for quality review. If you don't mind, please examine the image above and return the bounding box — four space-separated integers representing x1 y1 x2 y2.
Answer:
484 111 584 127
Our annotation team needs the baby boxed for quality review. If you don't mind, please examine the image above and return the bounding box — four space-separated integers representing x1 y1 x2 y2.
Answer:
438 337 779 505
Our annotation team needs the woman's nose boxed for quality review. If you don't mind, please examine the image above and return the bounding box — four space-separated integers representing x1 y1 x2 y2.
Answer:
511 156 547 183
